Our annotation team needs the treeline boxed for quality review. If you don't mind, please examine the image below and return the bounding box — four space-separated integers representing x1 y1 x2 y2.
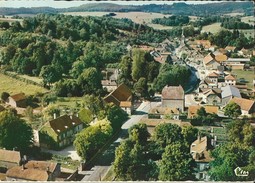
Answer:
221 17 253 29
197 29 254 49
192 16 253 29
152 15 189 26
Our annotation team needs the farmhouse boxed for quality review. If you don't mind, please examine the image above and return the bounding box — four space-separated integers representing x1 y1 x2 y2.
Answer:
202 88 222 105
230 97 255 116
161 85 185 112
224 74 236 86
203 53 220 70
7 93 26 108
104 83 133 115
225 46 237 53
0 149 21 169
39 114 84 150
6 161 61 181
190 135 213 181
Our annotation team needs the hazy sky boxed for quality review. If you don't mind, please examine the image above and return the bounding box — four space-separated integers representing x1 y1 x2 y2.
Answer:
0 1 221 8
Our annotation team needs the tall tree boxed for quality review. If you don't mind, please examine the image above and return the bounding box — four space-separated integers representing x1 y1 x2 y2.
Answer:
224 101 241 118
158 142 195 181
0 111 33 152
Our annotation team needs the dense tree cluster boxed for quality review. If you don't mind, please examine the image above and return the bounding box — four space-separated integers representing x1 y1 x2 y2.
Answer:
0 110 33 153
153 63 191 92
221 17 253 29
209 120 255 181
152 15 189 26
113 123 198 180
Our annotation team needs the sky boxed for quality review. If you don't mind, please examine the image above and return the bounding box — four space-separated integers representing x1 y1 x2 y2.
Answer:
0 0 222 8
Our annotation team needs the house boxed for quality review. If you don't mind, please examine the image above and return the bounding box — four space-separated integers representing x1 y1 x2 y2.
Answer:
39 114 84 150
0 149 21 169
202 88 222 105
190 135 213 181
104 84 133 115
238 48 251 57
7 93 26 108
221 85 241 106
217 66 225 76
101 80 118 92
161 85 185 112
205 72 219 88
203 53 220 70
225 74 236 86
196 40 211 50
188 105 219 119
6 161 61 181
225 46 237 53
230 97 255 116
148 107 180 120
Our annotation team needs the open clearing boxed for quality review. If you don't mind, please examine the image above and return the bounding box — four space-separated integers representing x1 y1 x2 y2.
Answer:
231 70 255 89
0 73 48 95
63 11 173 30
201 23 222 34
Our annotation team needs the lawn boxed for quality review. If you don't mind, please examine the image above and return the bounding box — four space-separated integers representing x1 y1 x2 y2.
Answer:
54 97 83 109
0 73 48 95
231 70 255 89
241 16 254 26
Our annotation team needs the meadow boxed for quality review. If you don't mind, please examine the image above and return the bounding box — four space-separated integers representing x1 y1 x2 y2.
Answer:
0 73 48 95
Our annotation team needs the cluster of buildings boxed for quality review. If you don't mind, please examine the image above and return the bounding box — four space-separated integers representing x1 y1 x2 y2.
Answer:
0 148 80 181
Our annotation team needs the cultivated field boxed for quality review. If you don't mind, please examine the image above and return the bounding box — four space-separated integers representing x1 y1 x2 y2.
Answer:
0 73 48 95
63 11 173 30
201 23 222 34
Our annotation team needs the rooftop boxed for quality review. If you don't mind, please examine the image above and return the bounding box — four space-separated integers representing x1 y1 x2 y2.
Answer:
9 93 26 102
43 115 82 135
221 85 241 99
188 105 219 119
0 149 21 164
162 85 184 100
230 97 255 112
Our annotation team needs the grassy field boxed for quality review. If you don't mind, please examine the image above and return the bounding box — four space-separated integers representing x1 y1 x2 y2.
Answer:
0 73 48 95
231 70 255 89
201 23 222 34
241 16 254 25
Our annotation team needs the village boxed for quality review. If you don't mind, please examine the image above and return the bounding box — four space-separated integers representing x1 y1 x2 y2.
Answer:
0 1 255 182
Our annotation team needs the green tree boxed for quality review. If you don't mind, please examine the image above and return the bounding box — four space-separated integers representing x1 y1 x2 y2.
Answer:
209 143 254 181
78 108 93 125
158 142 195 181
1 92 10 102
78 67 103 95
74 119 113 161
106 105 128 133
227 120 255 147
181 126 198 147
224 101 241 118
39 65 62 87
131 49 147 81
134 77 149 98
151 123 183 156
0 111 33 152
128 123 149 145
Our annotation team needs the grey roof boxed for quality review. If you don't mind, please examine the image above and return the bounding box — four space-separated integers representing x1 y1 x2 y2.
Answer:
221 85 241 98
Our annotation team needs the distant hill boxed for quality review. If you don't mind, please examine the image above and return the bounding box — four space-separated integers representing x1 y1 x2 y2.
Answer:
0 2 253 16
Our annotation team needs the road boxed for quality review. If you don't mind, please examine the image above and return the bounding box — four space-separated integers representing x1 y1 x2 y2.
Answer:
81 101 159 181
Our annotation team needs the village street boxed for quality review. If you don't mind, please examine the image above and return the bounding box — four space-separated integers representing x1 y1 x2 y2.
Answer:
81 100 160 181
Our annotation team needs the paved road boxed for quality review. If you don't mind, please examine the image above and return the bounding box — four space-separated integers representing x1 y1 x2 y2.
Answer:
81 101 159 181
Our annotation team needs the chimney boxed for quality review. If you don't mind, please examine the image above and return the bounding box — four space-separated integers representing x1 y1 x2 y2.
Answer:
22 164 25 170
70 115 72 119
53 113 57 119
76 113 79 117
197 133 201 143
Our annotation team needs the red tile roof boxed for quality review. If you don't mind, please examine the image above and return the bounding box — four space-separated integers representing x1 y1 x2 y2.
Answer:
0 149 21 164
230 97 255 112
9 93 26 102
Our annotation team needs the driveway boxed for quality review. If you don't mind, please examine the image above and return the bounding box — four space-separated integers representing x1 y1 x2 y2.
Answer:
42 145 81 161
81 101 158 181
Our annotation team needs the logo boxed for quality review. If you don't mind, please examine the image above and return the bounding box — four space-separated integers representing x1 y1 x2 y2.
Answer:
234 167 249 177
